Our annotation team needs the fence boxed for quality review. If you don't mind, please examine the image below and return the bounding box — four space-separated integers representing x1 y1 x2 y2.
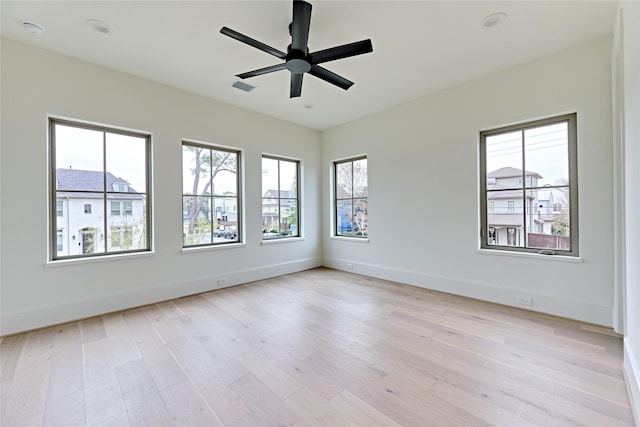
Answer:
527 233 570 250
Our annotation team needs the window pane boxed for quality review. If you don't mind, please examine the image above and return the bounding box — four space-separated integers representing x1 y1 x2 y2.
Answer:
336 199 353 236
527 188 571 251
59 193 106 255
54 124 104 187
214 197 238 242
486 191 524 248
57 200 64 216
336 162 352 198
353 198 368 236
262 157 278 197
279 160 297 198
353 159 368 198
183 196 212 246
485 131 523 190
211 150 237 196
182 146 211 195
524 122 569 187
212 169 237 197
262 196 278 238
106 133 147 194
109 196 147 251
279 199 298 237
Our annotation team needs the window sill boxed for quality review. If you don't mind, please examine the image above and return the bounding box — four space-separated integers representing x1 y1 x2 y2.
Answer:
46 250 154 267
330 235 369 243
261 237 304 245
477 248 582 263
181 242 246 253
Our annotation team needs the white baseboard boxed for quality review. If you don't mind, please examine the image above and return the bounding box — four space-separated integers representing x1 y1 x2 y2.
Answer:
625 342 640 425
323 257 613 326
0 258 321 336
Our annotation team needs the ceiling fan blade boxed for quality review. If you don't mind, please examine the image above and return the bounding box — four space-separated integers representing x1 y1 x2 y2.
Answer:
309 65 354 90
220 27 286 59
237 63 287 79
290 73 303 98
309 39 373 65
291 0 312 52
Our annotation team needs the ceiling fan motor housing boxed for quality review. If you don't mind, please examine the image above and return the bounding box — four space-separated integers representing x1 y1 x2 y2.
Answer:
286 46 311 74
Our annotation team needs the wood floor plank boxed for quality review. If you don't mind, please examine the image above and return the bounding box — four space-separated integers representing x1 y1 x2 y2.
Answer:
0 333 28 382
158 380 222 427
47 322 83 401
42 389 85 427
0 267 634 426
229 373 302 426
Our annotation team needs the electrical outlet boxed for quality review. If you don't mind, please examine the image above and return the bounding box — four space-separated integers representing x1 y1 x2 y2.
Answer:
346 263 354 270
516 296 533 306
218 277 228 286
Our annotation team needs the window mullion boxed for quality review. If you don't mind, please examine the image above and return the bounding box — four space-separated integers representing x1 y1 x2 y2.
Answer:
102 130 108 253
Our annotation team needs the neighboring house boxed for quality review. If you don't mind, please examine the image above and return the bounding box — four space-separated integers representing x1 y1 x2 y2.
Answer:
486 167 543 246
262 189 296 232
56 168 145 256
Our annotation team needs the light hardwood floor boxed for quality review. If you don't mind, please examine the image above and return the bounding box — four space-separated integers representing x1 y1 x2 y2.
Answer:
1 268 636 426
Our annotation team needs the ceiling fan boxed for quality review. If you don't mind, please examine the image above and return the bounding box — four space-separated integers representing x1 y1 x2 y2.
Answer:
220 0 373 98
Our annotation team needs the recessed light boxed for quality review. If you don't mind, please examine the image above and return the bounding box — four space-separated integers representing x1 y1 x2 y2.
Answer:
85 19 112 34
481 12 507 28
22 21 45 35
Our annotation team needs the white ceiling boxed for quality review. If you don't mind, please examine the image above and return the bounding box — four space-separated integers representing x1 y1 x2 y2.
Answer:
1 1 618 131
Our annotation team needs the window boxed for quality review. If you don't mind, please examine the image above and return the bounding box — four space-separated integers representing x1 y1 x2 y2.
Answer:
56 200 63 217
480 113 578 256
123 201 133 215
182 141 241 247
56 229 63 252
262 156 300 240
50 118 151 260
110 201 121 216
334 156 368 238
110 226 133 249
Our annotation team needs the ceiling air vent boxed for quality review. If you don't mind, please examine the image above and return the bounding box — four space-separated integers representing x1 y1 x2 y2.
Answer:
231 80 256 93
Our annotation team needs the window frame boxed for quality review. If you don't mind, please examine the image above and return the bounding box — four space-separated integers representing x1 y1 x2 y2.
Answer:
333 155 368 239
261 155 301 241
181 140 242 248
479 113 578 256
49 117 152 261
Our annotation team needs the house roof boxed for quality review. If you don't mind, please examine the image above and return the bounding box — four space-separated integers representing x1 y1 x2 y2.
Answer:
488 167 542 179
56 168 143 198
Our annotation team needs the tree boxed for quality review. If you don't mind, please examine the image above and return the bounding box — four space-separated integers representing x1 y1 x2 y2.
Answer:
551 179 570 236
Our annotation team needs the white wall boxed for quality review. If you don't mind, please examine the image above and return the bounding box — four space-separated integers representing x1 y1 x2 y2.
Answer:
0 39 322 335
618 1 640 419
322 37 615 326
